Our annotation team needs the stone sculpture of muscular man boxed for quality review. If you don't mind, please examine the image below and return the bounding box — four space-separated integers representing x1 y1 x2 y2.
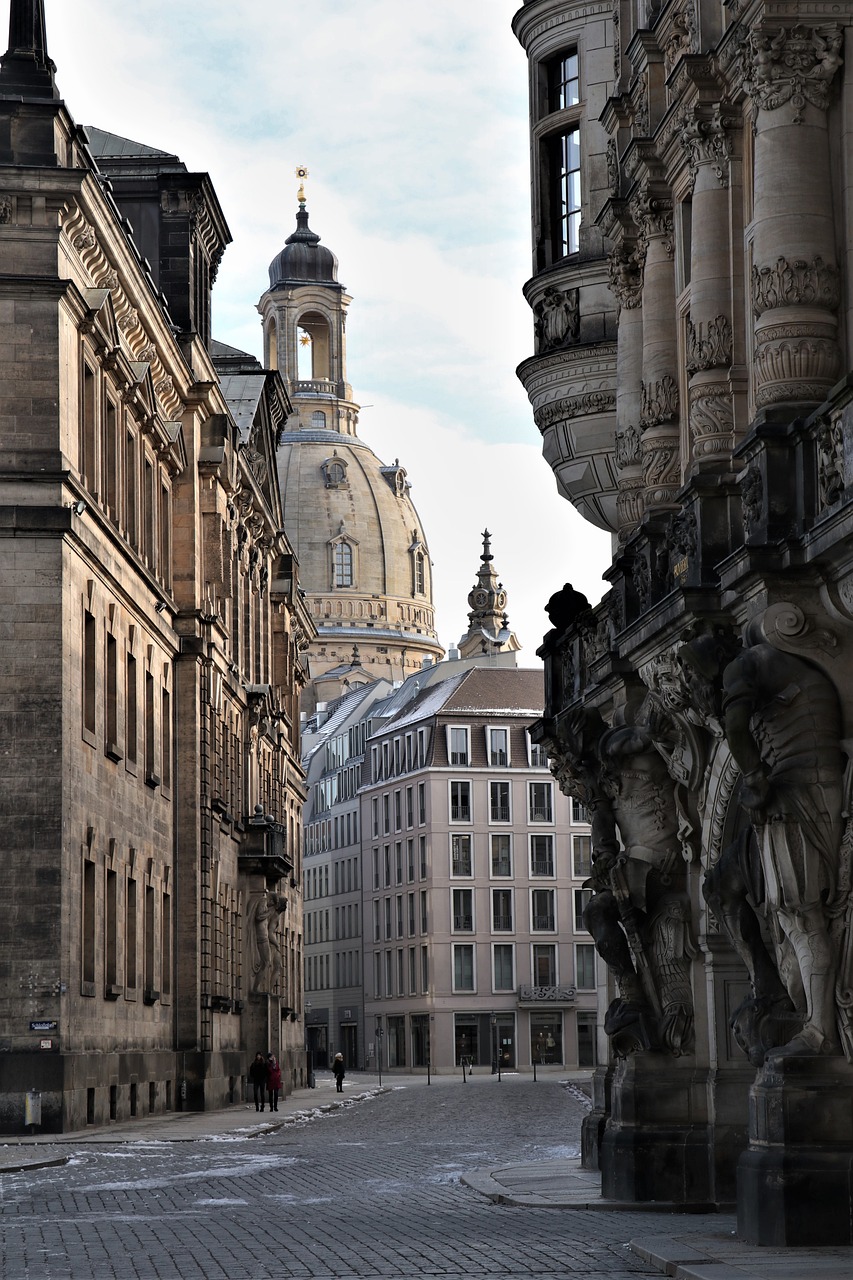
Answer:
722 639 844 1056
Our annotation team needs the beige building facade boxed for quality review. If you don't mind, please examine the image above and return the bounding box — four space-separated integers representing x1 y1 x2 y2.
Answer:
514 0 853 1245
0 3 313 1131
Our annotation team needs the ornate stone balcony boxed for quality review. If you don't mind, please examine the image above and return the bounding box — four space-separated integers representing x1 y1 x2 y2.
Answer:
238 806 292 882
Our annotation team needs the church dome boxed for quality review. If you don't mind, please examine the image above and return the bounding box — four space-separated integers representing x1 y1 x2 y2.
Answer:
268 207 339 288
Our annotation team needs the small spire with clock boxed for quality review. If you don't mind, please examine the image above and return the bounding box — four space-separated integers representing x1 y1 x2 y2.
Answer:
457 531 521 659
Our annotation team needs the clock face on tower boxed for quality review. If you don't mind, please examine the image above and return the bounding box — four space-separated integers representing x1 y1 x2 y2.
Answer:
496 592 506 609
474 590 488 608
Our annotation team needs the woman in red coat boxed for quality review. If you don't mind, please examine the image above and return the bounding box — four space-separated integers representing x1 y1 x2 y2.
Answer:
266 1054 283 1112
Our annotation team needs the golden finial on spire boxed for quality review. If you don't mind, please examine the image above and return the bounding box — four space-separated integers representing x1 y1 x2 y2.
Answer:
295 164 309 206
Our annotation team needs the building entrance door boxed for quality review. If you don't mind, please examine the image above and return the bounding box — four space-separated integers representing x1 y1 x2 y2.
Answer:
498 1018 515 1069
340 1023 358 1069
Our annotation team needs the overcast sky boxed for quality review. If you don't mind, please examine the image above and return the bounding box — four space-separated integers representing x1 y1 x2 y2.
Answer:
46 0 612 657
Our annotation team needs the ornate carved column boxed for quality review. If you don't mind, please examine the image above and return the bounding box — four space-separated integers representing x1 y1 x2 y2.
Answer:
681 105 736 466
633 185 681 512
609 239 645 540
747 23 843 409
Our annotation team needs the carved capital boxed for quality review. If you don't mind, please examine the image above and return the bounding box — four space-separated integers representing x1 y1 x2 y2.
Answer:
641 374 679 427
688 384 735 458
747 24 843 123
685 314 733 373
615 422 642 469
752 255 840 316
680 106 733 185
631 190 674 250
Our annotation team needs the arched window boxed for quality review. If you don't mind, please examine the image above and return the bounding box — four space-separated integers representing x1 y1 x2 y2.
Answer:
414 551 425 595
266 319 278 370
335 541 353 588
312 410 327 429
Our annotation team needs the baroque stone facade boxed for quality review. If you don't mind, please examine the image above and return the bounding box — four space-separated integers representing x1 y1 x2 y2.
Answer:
0 4 314 1131
515 0 853 1246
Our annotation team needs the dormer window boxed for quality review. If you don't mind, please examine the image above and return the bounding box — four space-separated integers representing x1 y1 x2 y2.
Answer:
322 451 348 488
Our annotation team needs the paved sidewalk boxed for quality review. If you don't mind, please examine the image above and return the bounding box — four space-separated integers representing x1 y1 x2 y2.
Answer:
2 1071 851 1280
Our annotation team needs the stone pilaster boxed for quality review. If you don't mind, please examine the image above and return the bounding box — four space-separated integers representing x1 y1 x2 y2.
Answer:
633 186 681 511
748 23 843 409
609 239 645 540
681 105 736 467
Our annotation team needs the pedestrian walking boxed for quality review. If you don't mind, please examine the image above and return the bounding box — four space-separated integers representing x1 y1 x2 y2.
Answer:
249 1051 268 1111
333 1051 345 1093
267 1053 283 1111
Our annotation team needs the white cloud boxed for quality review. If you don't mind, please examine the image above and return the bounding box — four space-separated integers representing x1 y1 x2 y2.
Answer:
44 0 612 653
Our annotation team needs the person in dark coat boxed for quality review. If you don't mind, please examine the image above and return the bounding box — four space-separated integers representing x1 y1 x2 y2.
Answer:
249 1052 268 1112
332 1052 345 1093
267 1054 283 1111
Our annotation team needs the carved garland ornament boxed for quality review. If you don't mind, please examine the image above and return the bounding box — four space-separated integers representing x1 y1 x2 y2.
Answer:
685 314 733 373
534 392 616 430
747 24 843 124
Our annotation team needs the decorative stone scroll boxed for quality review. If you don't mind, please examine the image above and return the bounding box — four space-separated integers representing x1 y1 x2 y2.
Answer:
534 391 615 430
747 24 843 123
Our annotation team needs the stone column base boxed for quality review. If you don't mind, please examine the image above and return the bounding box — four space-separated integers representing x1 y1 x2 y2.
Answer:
738 1054 853 1245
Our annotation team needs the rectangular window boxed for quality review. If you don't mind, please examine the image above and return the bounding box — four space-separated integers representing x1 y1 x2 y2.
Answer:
574 888 593 932
407 892 415 937
420 890 428 933
81 362 97 493
143 458 155 567
105 867 118 991
576 942 596 989
159 484 171 589
528 735 549 768
394 790 402 832
493 943 514 992
144 885 156 1000
124 429 137 545
126 876 137 990
105 632 119 758
83 609 97 738
453 943 475 992
421 945 429 992
532 888 556 931
372 847 379 890
572 798 589 824
419 835 427 879
530 834 554 877
550 126 581 257
82 858 96 989
126 653 138 766
372 797 379 837
532 944 557 987
450 780 471 822
145 671 159 786
162 891 172 997
104 398 119 521
406 838 414 883
492 888 513 932
548 49 579 111
452 887 473 932
489 780 510 822
406 787 413 829
418 782 426 825
572 834 592 879
395 841 402 885
161 686 171 791
408 946 417 995
531 1012 563 1065
488 727 509 766
449 725 469 765
529 781 553 822
373 899 380 943
412 1013 430 1065
491 834 512 878
396 894 403 939
451 833 472 877
384 897 392 941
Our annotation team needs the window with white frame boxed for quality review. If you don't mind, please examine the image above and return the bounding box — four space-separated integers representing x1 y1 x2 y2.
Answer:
530 833 554 877
489 780 510 822
572 834 592 879
453 944 475 992
527 732 549 767
574 887 593 932
491 833 512 877
333 539 354 587
448 725 469 766
529 781 553 822
493 943 514 992
572 797 589 823
532 943 557 987
575 942 596 989
492 888 513 932
531 888 556 932
488 726 509 766
450 779 471 822
452 887 473 932
451 833 473 877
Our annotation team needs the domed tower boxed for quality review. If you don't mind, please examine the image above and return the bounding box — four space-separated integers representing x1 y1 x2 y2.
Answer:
259 175 443 709
457 531 521 659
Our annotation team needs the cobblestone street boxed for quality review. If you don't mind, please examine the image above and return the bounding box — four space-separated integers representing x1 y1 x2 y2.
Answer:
0 1075 723 1279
